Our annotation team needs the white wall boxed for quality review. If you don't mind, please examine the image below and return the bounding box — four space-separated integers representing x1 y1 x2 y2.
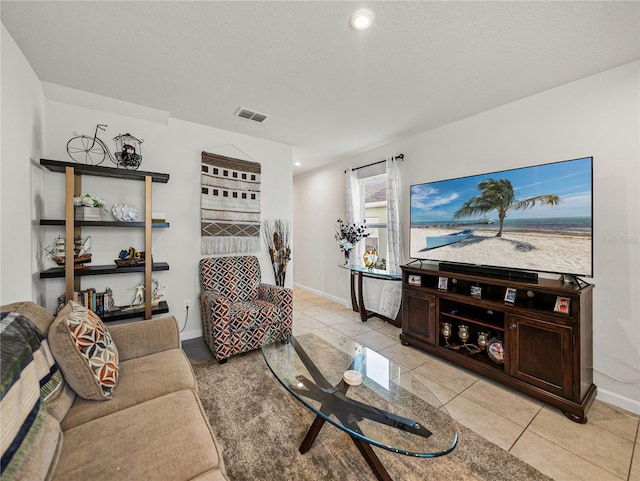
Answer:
37 87 293 339
293 61 640 413
0 25 46 305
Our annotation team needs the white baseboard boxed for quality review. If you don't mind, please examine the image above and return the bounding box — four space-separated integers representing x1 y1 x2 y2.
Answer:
596 388 640 416
293 282 346 305
180 328 202 341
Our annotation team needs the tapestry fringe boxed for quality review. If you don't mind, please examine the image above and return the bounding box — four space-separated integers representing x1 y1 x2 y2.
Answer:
201 236 260 255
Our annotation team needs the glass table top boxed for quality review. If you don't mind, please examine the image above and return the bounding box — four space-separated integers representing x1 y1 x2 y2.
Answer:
340 264 402 280
262 332 458 457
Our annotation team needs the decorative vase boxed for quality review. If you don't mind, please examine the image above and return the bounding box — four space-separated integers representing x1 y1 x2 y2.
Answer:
344 249 351 266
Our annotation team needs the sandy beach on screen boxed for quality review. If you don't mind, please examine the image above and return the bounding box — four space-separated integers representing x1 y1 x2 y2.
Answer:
410 227 592 275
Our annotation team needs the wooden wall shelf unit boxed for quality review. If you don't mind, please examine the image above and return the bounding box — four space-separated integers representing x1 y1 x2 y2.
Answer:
400 264 596 423
39 159 170 321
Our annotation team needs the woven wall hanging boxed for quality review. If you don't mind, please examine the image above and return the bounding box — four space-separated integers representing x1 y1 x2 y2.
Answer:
201 151 261 254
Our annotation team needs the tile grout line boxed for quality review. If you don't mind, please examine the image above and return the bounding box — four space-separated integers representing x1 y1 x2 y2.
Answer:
525 412 634 479
507 404 544 452
627 422 640 481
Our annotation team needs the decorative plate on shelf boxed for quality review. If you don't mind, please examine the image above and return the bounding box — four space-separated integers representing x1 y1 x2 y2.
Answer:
486 337 504 364
111 203 138 222
363 248 378 268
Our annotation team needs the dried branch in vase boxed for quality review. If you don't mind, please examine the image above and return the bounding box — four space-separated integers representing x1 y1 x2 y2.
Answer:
262 219 291 287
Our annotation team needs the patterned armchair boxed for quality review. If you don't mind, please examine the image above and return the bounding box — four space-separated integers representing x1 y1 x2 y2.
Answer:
199 256 293 363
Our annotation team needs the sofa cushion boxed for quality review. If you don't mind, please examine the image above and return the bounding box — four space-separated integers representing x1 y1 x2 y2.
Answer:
61 348 197 430
190 471 229 481
230 300 281 330
53 390 224 481
48 302 119 401
107 316 181 361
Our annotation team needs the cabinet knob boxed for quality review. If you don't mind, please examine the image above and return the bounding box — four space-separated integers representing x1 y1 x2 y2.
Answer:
509 323 517 330
429 302 435 307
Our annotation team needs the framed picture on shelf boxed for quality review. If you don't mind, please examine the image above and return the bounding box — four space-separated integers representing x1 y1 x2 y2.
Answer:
408 275 421 286
554 296 571 314
470 286 482 298
438 276 448 290
504 287 517 303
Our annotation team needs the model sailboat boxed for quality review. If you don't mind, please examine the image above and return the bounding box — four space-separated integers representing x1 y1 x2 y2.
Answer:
45 236 92 266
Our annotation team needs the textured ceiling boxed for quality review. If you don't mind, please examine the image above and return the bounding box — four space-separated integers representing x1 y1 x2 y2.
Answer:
2 1 639 174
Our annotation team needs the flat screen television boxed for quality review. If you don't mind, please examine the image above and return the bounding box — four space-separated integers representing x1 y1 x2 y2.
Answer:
409 157 593 278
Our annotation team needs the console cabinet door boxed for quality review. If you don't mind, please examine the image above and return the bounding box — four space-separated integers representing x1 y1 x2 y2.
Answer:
402 290 436 344
507 314 573 399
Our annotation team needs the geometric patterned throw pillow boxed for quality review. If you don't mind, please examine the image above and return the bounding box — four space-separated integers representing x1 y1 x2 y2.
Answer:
48 301 119 400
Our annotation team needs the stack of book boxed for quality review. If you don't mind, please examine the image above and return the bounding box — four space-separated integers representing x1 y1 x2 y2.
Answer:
71 288 113 316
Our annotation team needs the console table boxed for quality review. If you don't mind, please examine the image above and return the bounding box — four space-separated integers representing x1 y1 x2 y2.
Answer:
341 265 403 327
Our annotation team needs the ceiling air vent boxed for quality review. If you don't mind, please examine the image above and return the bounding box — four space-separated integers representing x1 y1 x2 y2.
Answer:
235 107 270 123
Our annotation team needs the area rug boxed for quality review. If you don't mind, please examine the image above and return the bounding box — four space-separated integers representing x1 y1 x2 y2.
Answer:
192 351 552 481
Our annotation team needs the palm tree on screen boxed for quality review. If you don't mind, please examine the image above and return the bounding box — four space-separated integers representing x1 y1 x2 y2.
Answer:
453 178 561 237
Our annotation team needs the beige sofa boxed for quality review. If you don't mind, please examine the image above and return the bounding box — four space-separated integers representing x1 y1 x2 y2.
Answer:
1 301 228 481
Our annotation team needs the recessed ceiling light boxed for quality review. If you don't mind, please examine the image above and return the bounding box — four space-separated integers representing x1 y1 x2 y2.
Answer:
350 9 373 31
294 162 301 167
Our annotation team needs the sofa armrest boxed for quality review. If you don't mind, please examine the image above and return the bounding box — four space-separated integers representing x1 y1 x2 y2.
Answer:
108 315 180 361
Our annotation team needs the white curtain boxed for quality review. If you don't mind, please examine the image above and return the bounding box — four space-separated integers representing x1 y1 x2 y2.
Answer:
386 156 404 272
345 167 365 265
378 156 404 320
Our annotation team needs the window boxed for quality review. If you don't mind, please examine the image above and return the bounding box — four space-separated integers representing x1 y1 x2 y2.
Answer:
360 174 388 269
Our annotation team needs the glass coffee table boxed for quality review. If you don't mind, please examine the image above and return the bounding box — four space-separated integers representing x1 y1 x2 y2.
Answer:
262 333 458 481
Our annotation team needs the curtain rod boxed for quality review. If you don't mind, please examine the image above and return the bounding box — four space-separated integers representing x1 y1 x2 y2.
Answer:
344 154 404 173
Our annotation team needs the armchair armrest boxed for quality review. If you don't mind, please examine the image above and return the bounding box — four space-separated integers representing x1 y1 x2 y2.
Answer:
108 316 180 361
199 291 231 333
258 284 293 325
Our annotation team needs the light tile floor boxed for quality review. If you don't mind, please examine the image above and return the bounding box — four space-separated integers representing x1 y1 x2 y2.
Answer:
185 287 640 481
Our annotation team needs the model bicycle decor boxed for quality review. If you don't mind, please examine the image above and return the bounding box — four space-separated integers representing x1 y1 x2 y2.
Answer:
67 124 144 170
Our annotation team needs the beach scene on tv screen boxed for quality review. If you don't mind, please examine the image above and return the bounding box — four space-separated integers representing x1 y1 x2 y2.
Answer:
410 157 593 276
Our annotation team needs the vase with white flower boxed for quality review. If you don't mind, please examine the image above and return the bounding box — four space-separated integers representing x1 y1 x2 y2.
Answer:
74 193 107 221
334 218 369 266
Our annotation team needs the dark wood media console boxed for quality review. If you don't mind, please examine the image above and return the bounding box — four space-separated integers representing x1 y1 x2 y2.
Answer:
400 264 596 423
